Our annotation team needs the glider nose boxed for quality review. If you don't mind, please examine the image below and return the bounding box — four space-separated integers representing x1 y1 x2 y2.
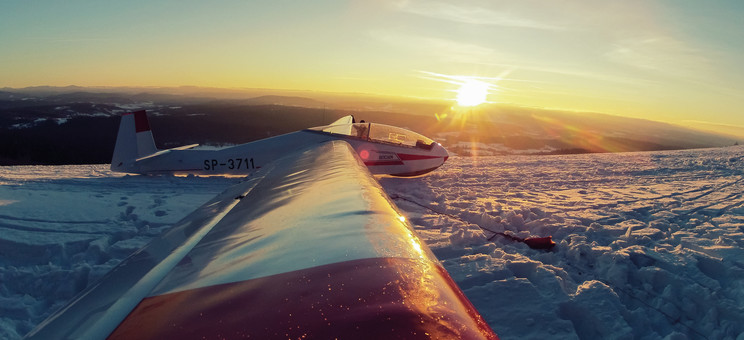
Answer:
435 143 449 164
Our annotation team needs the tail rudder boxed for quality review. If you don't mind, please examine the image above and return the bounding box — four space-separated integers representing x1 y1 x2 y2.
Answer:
111 110 159 172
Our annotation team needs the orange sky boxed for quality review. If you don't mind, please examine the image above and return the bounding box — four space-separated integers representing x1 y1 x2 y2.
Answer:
2 1 743 127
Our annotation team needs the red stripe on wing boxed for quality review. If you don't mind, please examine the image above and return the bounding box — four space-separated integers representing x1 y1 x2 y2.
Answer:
109 258 497 340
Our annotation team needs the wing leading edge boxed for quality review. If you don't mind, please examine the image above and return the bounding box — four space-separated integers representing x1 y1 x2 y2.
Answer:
27 140 496 339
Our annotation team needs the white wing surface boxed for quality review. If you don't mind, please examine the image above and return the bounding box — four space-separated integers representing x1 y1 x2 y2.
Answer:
28 140 496 339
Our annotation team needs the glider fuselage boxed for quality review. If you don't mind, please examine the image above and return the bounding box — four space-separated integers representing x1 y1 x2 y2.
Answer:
112 111 448 177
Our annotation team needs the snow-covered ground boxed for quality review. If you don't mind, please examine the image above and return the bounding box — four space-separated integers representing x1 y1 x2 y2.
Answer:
2 147 744 339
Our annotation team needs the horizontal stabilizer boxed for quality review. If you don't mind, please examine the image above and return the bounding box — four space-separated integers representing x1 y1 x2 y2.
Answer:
136 144 199 161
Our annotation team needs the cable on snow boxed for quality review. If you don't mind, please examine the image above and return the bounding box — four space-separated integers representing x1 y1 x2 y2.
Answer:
388 193 709 339
389 194 555 250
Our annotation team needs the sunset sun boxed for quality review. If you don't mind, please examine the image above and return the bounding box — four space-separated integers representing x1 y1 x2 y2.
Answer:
455 79 490 106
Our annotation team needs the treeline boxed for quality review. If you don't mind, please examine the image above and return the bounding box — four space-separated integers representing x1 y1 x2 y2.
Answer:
1 116 119 165
0 91 450 165
0 105 344 165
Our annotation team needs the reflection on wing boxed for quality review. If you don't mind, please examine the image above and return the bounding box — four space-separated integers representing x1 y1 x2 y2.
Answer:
27 140 496 339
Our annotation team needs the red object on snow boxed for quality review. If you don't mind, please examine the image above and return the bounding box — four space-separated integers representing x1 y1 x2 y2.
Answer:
524 236 556 250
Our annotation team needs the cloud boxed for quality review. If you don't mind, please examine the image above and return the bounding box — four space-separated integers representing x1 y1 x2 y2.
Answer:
476 61 661 87
390 0 562 30
605 36 711 77
418 70 508 87
368 30 500 64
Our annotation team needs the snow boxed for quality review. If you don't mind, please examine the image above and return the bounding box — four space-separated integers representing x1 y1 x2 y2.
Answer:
2 147 744 339
0 167 240 338
379 147 744 339
449 140 557 156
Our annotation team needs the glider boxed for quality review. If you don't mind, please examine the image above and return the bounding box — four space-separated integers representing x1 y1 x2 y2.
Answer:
111 110 449 176
27 137 497 339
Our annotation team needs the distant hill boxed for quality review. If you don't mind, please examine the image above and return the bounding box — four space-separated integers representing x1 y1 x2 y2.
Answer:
429 104 737 156
0 86 738 165
231 95 325 107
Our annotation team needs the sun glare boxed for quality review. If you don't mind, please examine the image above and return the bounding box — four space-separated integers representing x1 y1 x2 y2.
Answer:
456 79 490 106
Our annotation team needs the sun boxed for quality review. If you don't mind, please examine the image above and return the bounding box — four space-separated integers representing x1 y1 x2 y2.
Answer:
456 79 490 106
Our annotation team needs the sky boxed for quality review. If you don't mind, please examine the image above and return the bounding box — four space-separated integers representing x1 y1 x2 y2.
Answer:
1 0 743 127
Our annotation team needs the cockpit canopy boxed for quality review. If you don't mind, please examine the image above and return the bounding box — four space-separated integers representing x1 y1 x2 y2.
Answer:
308 115 436 150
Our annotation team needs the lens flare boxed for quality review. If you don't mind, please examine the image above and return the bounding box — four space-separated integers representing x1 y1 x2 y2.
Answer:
359 149 370 160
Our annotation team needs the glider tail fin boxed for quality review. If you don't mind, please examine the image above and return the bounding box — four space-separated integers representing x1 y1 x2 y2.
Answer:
111 110 159 172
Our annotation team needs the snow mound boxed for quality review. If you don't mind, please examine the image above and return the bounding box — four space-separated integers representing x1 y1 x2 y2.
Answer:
2 146 744 339
381 146 744 339
0 166 239 339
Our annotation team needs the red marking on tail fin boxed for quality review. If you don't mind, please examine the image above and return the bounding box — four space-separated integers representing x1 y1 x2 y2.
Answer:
132 110 150 133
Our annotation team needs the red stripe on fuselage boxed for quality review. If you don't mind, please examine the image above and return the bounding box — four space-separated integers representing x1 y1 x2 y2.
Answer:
363 160 405 166
109 257 497 339
397 153 443 161
365 154 444 166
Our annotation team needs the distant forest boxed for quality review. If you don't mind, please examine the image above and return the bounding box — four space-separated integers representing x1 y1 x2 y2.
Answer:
0 104 344 165
0 91 439 165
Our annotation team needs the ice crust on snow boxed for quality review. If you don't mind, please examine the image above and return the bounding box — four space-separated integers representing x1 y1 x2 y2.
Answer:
2 147 744 339
0 167 239 338
380 147 744 339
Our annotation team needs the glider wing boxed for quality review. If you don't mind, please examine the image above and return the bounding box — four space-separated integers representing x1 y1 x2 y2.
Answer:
27 140 496 339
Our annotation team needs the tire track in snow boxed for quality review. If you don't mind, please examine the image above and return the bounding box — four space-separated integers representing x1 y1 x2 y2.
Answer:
0 214 108 224
518 180 733 220
592 177 743 225
0 223 110 235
